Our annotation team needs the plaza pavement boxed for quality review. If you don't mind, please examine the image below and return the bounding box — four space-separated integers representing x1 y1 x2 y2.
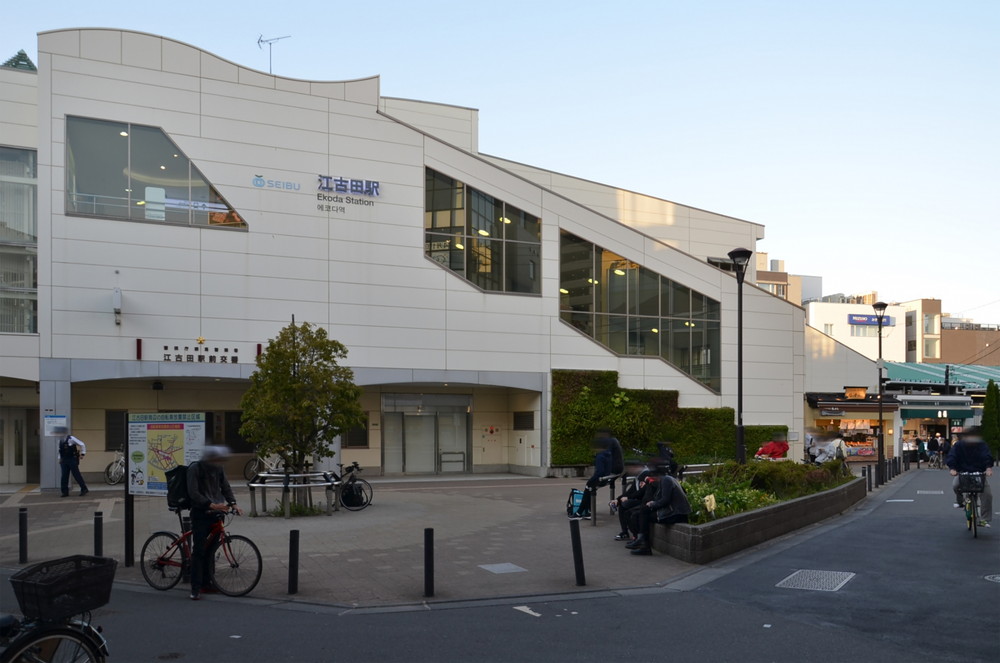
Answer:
0 474 701 608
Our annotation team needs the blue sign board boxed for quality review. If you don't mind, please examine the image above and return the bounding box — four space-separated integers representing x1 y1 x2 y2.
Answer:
848 314 894 326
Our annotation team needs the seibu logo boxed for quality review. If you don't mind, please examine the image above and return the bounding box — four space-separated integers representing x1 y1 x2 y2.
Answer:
252 174 300 190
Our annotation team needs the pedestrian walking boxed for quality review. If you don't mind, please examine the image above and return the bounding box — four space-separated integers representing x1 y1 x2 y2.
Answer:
58 429 89 497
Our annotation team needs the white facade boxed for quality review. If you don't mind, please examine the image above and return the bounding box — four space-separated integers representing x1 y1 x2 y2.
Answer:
806 301 906 363
0 29 809 486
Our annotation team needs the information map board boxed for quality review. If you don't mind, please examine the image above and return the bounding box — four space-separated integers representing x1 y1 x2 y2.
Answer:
127 413 205 496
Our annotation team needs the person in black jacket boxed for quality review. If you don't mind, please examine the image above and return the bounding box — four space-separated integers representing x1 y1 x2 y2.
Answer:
187 446 242 600
626 466 691 555
946 426 993 526
611 459 652 541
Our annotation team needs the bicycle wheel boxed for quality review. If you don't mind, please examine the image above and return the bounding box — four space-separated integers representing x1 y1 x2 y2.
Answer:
340 477 373 511
243 457 261 481
104 459 124 485
209 534 262 597
140 531 186 590
971 496 979 539
2 625 104 663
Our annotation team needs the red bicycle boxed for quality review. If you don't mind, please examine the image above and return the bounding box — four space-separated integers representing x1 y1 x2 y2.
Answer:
140 507 262 596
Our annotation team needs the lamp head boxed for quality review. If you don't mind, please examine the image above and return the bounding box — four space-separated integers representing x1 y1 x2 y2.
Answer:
727 247 752 269
872 301 888 322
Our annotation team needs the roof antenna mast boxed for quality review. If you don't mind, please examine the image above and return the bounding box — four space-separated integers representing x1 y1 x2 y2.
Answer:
257 34 291 74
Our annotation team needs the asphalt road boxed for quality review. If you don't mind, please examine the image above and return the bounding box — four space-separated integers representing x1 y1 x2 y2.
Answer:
2 469 997 663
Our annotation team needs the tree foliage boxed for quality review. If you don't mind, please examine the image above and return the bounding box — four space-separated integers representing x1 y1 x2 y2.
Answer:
982 379 1000 458
239 322 364 472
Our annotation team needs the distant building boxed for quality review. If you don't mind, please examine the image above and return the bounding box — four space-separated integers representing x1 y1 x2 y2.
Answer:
899 299 942 363
806 301 907 362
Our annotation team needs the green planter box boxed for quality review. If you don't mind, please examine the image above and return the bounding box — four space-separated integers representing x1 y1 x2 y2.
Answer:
653 478 867 564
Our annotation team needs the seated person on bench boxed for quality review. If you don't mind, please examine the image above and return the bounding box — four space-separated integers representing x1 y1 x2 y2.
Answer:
626 465 691 556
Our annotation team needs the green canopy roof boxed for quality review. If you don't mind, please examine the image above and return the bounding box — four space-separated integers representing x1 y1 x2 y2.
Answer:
2 50 36 71
886 362 1000 390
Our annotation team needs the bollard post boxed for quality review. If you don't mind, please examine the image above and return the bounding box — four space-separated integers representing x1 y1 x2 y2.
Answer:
569 518 586 586
868 464 876 489
124 492 134 567
18 507 28 564
288 529 299 595
94 511 104 557
424 528 434 598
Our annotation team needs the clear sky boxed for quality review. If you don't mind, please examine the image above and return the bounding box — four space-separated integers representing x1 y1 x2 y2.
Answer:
4 0 998 325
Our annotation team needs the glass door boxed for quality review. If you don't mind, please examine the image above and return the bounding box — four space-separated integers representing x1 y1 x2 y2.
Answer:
403 414 437 473
0 409 28 484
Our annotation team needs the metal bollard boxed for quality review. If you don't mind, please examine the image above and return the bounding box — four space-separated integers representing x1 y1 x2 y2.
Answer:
124 492 134 567
288 529 299 595
569 518 586 586
424 528 434 597
18 507 27 563
868 464 875 490
94 511 103 557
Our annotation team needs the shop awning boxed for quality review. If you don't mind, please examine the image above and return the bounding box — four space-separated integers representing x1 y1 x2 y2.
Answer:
900 408 974 419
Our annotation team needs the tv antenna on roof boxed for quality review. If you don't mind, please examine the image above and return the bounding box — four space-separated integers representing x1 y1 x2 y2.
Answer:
257 34 291 74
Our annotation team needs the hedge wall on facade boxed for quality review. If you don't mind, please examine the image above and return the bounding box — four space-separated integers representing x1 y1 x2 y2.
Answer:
550 369 789 465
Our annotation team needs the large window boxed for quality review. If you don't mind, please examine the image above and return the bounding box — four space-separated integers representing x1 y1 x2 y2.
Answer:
560 231 721 391
424 168 540 294
65 116 246 229
0 146 37 333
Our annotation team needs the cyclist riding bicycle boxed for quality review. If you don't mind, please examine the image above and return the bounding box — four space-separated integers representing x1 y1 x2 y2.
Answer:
946 426 994 528
188 445 242 600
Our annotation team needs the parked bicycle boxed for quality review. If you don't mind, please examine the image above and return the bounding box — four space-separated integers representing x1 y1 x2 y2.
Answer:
331 461 373 511
243 450 284 481
956 471 986 538
1 555 114 663
140 506 262 596
104 447 125 485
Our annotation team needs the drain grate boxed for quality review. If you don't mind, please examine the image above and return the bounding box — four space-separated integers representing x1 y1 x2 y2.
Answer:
776 569 855 592
479 563 527 574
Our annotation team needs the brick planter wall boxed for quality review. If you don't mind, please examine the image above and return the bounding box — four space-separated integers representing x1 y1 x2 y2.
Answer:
653 477 867 564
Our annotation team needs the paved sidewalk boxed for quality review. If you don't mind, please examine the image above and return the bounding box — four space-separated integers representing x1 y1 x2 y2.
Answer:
0 475 698 608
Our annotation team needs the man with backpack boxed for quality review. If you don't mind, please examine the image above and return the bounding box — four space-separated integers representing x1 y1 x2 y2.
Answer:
187 446 241 600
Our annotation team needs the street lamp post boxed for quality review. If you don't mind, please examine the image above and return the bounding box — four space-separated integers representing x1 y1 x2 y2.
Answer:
728 247 753 464
872 301 888 484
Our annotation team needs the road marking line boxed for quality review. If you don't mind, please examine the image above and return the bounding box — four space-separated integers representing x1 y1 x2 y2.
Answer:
513 606 541 617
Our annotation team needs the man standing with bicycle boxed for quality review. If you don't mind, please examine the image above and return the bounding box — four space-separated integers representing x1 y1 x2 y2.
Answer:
187 446 242 600
946 426 994 528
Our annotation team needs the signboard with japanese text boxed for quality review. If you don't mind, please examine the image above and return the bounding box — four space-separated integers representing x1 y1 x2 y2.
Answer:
127 413 205 497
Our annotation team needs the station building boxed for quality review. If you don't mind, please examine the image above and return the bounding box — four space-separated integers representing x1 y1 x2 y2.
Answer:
0 29 811 487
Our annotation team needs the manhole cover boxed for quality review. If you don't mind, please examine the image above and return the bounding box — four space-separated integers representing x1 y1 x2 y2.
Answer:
776 569 855 592
479 563 527 574
986 575 1000 584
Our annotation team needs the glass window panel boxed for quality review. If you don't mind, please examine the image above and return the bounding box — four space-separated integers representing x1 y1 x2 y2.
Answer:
505 241 541 294
561 310 594 338
425 168 464 213
560 232 594 314
0 291 37 333
0 147 37 243
667 280 691 317
503 205 541 242
466 236 501 291
662 318 692 372
633 267 659 316
425 232 466 275
596 246 627 314
129 124 190 224
629 317 660 356
0 246 37 289
191 165 246 227
595 314 628 354
467 190 502 240
66 117 129 219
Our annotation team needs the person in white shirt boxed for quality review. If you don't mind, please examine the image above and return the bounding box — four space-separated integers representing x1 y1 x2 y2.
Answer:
58 430 89 497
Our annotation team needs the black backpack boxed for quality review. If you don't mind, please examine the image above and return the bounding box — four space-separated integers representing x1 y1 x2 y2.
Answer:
341 481 365 507
166 463 193 509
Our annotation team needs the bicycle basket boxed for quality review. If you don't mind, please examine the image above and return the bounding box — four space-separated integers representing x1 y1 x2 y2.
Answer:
10 555 117 621
958 473 985 494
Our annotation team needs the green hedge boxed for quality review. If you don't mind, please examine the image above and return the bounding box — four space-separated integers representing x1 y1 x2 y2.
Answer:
550 370 788 465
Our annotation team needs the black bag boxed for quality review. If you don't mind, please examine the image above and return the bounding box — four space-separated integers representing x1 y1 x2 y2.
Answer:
341 482 364 507
566 488 589 518
165 463 192 509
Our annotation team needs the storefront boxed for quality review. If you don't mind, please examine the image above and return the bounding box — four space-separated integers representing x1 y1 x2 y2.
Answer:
806 388 899 462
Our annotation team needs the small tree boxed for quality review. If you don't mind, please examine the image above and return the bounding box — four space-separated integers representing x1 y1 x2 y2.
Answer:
240 322 365 476
982 379 1000 459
